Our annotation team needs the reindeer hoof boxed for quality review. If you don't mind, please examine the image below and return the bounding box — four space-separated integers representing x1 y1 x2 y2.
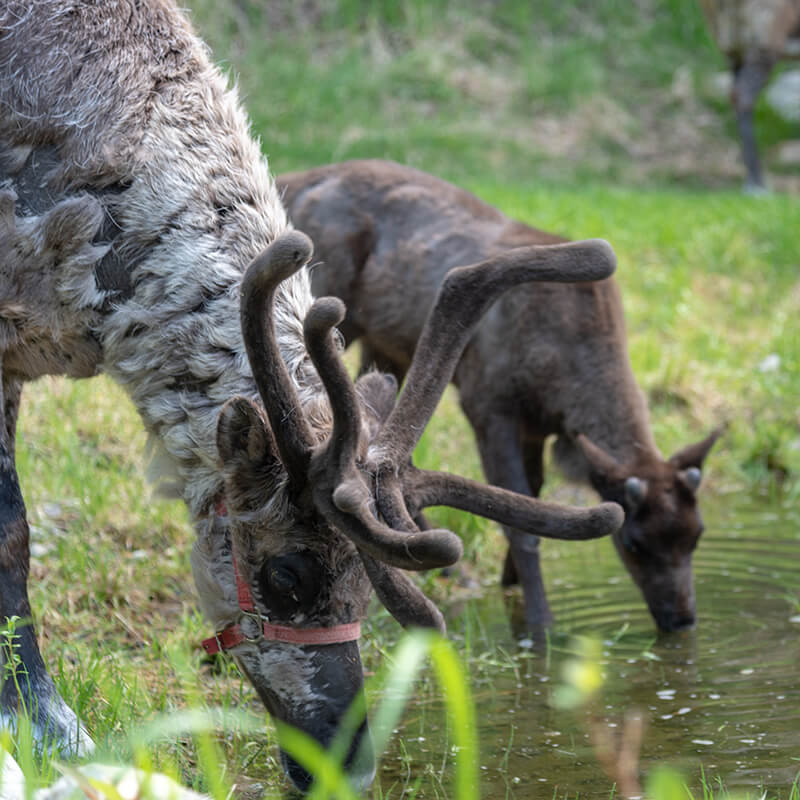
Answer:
743 180 769 195
1 680 94 758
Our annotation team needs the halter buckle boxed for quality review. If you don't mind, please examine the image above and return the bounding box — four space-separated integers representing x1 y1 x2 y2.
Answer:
238 610 264 642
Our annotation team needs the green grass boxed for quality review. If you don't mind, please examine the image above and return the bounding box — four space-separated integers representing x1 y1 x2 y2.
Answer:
3 0 800 797
185 0 797 190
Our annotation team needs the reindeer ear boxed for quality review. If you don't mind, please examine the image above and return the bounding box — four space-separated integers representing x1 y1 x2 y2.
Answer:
217 396 277 468
355 371 398 426
575 434 625 483
217 398 283 512
668 426 724 470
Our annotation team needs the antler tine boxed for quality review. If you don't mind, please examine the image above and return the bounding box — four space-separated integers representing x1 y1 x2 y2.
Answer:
240 231 315 491
404 468 625 541
327 489 463 570
360 552 446 633
303 297 362 471
303 297 463 571
372 239 617 468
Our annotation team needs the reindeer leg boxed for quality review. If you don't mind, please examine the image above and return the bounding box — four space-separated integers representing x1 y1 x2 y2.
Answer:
500 438 546 586
0 373 92 756
358 341 405 381
732 55 774 192
471 412 553 631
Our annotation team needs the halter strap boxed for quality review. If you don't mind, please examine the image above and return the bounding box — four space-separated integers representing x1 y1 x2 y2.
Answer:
201 499 361 653
232 545 257 614
201 618 362 654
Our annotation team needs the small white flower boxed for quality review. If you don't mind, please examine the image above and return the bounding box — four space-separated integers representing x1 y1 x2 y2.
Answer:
758 353 781 373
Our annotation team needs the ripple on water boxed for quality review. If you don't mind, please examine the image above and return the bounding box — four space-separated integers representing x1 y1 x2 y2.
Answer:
380 496 800 799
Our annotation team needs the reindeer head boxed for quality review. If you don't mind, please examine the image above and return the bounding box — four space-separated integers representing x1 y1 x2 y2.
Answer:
576 429 723 633
192 231 625 792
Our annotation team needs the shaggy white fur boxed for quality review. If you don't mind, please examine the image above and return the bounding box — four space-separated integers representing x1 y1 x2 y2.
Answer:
0 1 354 768
0 1 331 522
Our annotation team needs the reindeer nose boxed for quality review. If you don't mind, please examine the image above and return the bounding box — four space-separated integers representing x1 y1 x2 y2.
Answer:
280 721 375 792
658 610 696 632
672 613 696 631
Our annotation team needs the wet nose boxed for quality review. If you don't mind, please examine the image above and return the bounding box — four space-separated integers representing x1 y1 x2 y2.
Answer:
281 750 376 794
280 722 375 793
659 611 696 632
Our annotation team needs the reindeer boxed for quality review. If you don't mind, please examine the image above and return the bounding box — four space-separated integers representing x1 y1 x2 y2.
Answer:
277 159 723 637
0 4 624 792
700 0 800 190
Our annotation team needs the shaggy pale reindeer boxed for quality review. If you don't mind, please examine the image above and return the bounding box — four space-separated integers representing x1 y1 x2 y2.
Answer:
0 2 624 792
700 0 800 190
278 159 723 637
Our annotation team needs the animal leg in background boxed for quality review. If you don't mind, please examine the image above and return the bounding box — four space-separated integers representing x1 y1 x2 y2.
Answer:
500 437 546 587
470 412 552 630
358 342 404 381
0 373 90 755
732 54 774 191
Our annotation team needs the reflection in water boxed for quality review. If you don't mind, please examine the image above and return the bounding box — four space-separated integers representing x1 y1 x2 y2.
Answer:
378 496 800 798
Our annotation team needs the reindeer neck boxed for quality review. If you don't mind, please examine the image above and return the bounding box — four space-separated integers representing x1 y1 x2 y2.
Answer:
101 235 321 522
568 383 663 468
96 75 323 522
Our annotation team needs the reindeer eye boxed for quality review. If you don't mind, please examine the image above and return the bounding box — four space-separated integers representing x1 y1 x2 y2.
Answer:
268 566 297 593
622 531 647 557
258 553 323 619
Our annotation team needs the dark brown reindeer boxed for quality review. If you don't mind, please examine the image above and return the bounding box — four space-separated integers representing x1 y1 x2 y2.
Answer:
0 3 623 792
700 0 800 191
278 159 722 636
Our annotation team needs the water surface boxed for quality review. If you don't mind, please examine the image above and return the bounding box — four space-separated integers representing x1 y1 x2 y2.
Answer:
377 495 800 798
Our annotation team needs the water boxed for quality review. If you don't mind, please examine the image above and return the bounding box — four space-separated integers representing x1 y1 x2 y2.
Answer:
378 495 800 798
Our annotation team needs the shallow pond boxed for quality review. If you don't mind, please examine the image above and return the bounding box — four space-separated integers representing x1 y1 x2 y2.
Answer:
376 494 800 798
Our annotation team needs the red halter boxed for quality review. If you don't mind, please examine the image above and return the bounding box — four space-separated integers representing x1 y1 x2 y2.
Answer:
201 500 361 654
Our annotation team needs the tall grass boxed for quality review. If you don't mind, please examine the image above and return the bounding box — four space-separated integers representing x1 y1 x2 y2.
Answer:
1 630 478 800
8 628 796 799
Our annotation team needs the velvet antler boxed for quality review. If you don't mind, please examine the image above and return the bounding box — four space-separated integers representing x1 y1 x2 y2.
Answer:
239 231 624 634
371 239 617 466
366 239 623 539
403 467 624 541
303 297 453 627
239 231 316 492
303 296 463 570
